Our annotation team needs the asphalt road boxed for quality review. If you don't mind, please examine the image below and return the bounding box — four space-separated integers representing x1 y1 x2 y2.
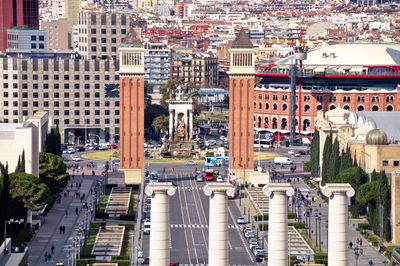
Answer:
141 164 258 265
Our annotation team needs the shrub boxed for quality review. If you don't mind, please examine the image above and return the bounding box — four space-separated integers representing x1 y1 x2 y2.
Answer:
205 151 214 157
357 223 371 230
303 161 311 172
314 252 328 264
95 212 109 219
90 221 106 230
288 222 305 229
119 214 135 221
118 222 135 230
254 214 268 221
367 234 379 246
290 255 301 266
76 258 95 266
112 255 130 260
288 212 297 219
111 259 130 266
258 223 268 231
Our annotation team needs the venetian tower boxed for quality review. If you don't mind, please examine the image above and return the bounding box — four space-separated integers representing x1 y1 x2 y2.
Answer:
119 28 145 184
228 29 255 179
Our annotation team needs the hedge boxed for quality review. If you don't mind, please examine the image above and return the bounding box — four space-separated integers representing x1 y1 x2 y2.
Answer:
367 234 378 247
90 221 106 230
95 212 109 219
119 214 135 221
112 255 130 260
290 255 301 266
357 223 371 230
288 222 305 229
111 259 130 266
314 252 328 264
118 222 136 230
76 258 95 266
254 213 296 221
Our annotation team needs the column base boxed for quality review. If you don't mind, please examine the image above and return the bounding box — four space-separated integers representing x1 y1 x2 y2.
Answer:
123 169 143 185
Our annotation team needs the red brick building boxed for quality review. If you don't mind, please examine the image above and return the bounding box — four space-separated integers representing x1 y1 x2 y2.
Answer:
254 43 400 133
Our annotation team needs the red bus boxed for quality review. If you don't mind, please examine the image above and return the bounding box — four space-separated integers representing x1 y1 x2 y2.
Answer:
205 169 214 181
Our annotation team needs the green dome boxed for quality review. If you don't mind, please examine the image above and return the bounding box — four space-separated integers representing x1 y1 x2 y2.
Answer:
366 129 388 145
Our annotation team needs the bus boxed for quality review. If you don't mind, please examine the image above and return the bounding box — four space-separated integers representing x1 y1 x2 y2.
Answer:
205 169 214 181
205 156 229 167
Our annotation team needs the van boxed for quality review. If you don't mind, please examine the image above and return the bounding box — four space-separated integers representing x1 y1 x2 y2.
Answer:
143 222 151 234
274 157 293 165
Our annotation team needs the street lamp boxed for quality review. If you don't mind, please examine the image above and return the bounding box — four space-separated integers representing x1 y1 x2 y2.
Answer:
3 218 24 253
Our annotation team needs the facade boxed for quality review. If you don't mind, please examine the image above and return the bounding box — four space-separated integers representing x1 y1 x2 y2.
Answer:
51 0 65 18
65 0 81 28
254 43 400 133
138 0 159 10
40 18 70 51
0 111 48 177
144 42 171 88
0 0 39 51
171 49 219 88
228 30 255 174
0 55 120 143
7 28 46 53
119 28 145 185
77 11 129 60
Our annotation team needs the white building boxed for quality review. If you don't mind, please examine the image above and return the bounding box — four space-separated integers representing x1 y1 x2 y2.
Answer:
0 112 49 177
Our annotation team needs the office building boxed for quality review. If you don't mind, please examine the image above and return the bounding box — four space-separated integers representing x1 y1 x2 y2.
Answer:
144 42 171 88
77 11 129 60
7 28 46 53
40 18 71 51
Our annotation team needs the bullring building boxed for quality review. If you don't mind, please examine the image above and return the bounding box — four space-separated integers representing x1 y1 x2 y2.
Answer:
254 43 400 133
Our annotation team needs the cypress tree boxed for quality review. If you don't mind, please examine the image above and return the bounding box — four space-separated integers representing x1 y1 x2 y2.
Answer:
328 137 340 182
377 171 391 242
371 169 377 182
54 124 62 156
353 152 358 167
340 146 353 172
0 163 10 243
21 150 25 173
322 133 332 185
310 130 320 177
15 156 21 173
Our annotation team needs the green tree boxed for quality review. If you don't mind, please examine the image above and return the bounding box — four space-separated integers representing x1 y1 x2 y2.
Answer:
377 170 391 242
356 181 378 205
333 166 367 189
45 126 62 156
328 137 340 182
15 156 21 173
39 152 69 196
340 146 353 172
310 129 320 177
152 115 169 133
159 79 180 109
144 104 168 129
223 95 229 105
9 172 51 211
144 81 153 107
371 169 378 182
321 133 332 184
15 150 26 173
0 163 10 243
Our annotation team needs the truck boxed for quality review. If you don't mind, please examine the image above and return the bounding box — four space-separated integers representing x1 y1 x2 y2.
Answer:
274 157 293 165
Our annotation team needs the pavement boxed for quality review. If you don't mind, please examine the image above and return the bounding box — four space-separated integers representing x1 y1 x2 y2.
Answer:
27 169 100 266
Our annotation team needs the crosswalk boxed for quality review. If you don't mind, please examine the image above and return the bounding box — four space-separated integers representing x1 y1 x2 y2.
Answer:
170 224 240 229
179 264 258 266
175 186 203 190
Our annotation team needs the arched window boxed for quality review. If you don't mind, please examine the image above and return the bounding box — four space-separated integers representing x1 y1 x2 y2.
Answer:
265 103 269 110
304 104 310 112
281 118 287 130
372 105 379 111
343 105 350 110
259 102 262 109
273 104 278 110
121 15 126 25
258 116 262 128
282 104 287 111
357 105 364 111
386 105 393 111
316 105 323 111
329 105 336 110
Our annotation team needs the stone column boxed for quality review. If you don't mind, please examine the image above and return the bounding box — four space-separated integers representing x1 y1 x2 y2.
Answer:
203 183 234 266
263 183 294 266
169 111 173 139
145 183 176 266
322 183 355 266
189 110 193 140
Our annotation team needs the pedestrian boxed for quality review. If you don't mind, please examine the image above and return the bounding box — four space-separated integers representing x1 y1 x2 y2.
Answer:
75 207 78 215
83 193 85 199
369 259 373 265
360 248 363 255
70 183 73 189
80 196 83 203
71 174 74 179
51 245 55 254
62 225 66 234
44 251 48 262
64 192 67 198
349 241 353 249
47 253 51 261
82 172 84 178
59 225 62 234
360 238 363 246
92 170 95 176
65 209 68 216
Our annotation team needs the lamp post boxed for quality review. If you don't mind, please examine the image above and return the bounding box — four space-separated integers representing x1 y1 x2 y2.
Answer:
3 218 24 253
315 213 318 250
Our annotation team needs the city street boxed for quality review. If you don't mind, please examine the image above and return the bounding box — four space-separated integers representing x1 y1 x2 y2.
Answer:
141 164 257 265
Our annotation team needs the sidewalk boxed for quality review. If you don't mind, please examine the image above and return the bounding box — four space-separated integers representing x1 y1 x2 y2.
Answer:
27 175 95 266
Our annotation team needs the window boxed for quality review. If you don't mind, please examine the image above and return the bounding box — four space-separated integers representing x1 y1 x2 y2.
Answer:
91 37 97 43
74 75 79 81
74 101 79 107
85 84 90 89
54 110 59 116
91 46 97 52
74 110 80 115
95 119 100 124
22 74 27 80
74 84 80 89
43 92 49 98
383 160 389 166
64 92 70 98
31 35 36 41
54 101 59 107
105 75 110 80
91 29 96 34
95 84 100 89
105 110 110 115
33 93 38 98
85 110 90 115
102 47 107 52
33 74 38 80
39 35 44 41
3 92 8 97
95 75 100 80
394 161 399 167
33 101 38 107
39 43 44 49
95 110 100 115
13 110 18 115
111 38 116 43
282 104 287 111
101 29 107 34
115 118 120 124
64 110 70 115
44 101 49 107
85 93 90 98
54 74 59 80
105 119 110 124
31 43 37 49
85 75 90 80
115 110 119 115
85 101 90 107
95 101 100 107
112 47 117 52
22 101 28 107
112 29 117 34
115 101 119 107
22 110 28 116
121 29 126 34
64 75 69 80
64 119 69 125
3 110 8 115
102 38 107 43
273 103 278 110
64 101 70 107
54 92 59 98
95 92 100 98
22 92 28 98
3 101 8 106
64 84 70 89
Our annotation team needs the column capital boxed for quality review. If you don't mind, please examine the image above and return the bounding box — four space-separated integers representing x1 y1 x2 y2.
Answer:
145 182 176 197
322 183 355 198
263 183 294 197
203 183 235 197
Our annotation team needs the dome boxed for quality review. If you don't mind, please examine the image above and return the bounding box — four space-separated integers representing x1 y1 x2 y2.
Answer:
366 129 388 145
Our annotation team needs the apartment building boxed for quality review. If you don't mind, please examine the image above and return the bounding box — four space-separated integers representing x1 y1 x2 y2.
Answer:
40 18 70 51
171 49 219 87
0 55 121 144
144 42 171 88
77 11 129 60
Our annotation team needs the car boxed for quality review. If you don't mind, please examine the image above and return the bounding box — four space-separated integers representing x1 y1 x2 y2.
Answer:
89 145 99 150
149 178 158 183
254 249 264 256
255 254 265 262
142 258 179 266
217 176 223 182
143 222 151 234
246 232 255 239
297 150 307 155
293 151 301 157
244 230 253 238
237 217 245 224
249 243 259 250
288 150 295 155
63 148 75 154
99 145 108 150
108 144 118 149
71 155 82 161
75 146 85 152
62 156 70 162
196 175 204 182
112 159 120 165
169 263 179 266
185 160 197 165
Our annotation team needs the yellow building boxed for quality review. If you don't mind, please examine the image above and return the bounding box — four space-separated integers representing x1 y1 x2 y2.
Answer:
171 48 219 88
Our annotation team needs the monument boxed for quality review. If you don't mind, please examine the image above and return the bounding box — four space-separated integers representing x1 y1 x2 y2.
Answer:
161 83 200 158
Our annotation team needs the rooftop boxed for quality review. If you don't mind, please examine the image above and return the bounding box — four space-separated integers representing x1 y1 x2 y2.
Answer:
231 29 254 49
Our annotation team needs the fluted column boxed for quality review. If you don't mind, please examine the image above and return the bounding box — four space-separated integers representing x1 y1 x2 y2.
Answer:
263 183 294 266
204 183 235 266
145 183 176 266
322 183 355 266
169 111 173 139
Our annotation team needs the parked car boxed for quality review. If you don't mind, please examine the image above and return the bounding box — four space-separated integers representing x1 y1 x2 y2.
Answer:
288 150 295 155
196 175 204 182
63 148 75 154
142 258 179 266
108 144 118 149
274 157 293 165
217 175 223 182
75 146 85 152
71 155 82 161
99 145 108 150
62 156 70 162
246 232 255 239
112 159 120 165
255 254 265 262
185 160 197 165
293 151 301 157
143 222 151 234
237 217 245 224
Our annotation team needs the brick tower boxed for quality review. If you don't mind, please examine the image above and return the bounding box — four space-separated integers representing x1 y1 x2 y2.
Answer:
119 28 145 184
228 30 255 178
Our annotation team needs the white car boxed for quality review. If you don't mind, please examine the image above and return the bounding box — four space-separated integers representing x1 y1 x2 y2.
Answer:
217 176 223 182
143 222 151 234
288 150 295 155
63 148 75 154
186 160 197 165
237 217 245 224
71 155 82 161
